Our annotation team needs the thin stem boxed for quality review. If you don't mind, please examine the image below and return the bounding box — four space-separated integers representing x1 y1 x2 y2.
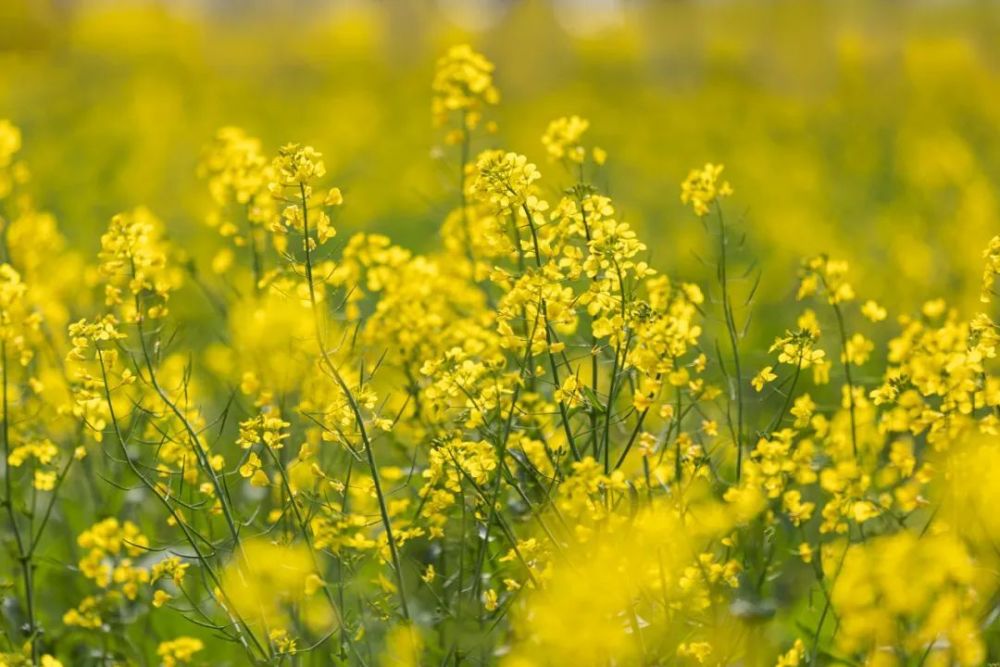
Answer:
459 113 475 268
132 289 247 564
95 347 267 662
831 302 859 458
1 341 37 664
809 538 849 666
472 306 540 603
715 205 745 480
520 202 581 462
769 351 804 434
298 182 410 620
245 203 264 294
260 443 342 622
602 331 633 475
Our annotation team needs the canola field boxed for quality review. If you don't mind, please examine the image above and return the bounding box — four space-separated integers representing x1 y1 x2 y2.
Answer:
2 1 1000 665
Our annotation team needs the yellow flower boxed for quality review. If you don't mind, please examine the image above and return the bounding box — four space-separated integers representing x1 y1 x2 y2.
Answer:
270 143 325 188
239 451 263 479
790 393 815 428
541 115 590 163
677 641 713 663
680 163 732 216
472 150 542 213
431 44 499 130
831 533 984 666
32 470 56 491
850 500 879 523
981 235 1000 302
775 639 805 666
0 119 22 168
157 637 204 667
860 299 887 322
752 365 777 392
843 333 873 365
220 539 330 633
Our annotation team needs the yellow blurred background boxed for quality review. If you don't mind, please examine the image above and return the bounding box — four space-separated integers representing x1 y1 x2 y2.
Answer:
2 0 999 310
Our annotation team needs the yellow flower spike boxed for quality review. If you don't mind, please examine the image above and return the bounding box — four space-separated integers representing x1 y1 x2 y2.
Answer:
220 539 331 634
541 115 591 163
680 163 732 217
471 150 542 214
10 37 1000 667
431 44 499 130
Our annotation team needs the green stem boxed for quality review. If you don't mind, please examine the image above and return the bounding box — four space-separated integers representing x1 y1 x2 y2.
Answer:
298 182 410 620
95 347 267 662
519 203 581 462
831 302 859 458
715 205 745 480
1 341 37 665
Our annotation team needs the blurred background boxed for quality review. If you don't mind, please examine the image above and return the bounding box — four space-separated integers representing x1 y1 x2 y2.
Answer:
2 0 1000 309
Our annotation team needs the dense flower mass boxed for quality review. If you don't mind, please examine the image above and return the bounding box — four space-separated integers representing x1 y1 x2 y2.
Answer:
1 41 1000 667
432 44 500 131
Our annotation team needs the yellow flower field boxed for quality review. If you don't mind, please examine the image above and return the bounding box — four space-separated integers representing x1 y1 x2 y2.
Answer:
1 2 1000 665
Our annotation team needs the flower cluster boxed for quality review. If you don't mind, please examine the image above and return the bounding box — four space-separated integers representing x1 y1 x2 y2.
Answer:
98 207 179 321
3 45 1000 667
471 150 543 213
680 162 733 216
64 519 151 628
431 43 500 130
